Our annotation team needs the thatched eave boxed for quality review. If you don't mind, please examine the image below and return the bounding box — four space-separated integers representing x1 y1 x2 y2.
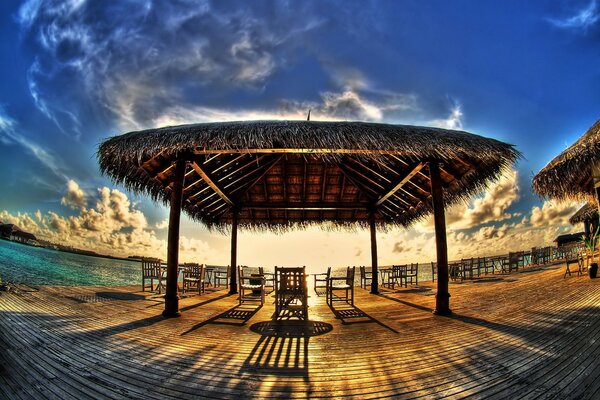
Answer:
98 120 520 232
533 120 600 202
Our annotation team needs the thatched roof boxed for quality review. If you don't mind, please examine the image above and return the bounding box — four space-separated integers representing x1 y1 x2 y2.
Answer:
533 120 600 202
98 120 520 232
569 202 598 225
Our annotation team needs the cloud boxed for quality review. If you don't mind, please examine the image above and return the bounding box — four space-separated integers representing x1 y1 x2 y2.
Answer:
0 181 220 262
60 179 86 209
155 218 169 230
428 100 463 130
529 200 581 227
0 106 68 182
420 168 520 231
16 0 328 133
548 0 599 31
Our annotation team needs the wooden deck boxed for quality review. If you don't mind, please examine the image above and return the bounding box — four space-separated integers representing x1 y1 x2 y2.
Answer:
1 264 600 399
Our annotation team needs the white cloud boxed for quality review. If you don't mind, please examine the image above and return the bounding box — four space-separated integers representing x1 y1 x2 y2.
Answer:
61 179 86 209
428 101 463 130
548 0 599 31
446 169 520 230
0 181 220 262
529 200 581 227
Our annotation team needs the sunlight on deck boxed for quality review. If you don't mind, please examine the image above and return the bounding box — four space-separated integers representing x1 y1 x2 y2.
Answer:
1 263 600 398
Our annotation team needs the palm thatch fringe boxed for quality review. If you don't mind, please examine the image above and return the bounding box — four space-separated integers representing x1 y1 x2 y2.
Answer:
533 119 600 202
98 120 520 233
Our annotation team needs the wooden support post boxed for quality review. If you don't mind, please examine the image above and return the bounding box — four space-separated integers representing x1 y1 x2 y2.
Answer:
429 160 451 316
369 210 379 295
163 159 186 318
229 209 239 295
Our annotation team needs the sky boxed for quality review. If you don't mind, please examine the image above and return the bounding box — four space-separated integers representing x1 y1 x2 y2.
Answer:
1 0 599 273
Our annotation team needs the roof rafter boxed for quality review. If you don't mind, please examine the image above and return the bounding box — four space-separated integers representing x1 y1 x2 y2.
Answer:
375 163 425 207
190 162 234 206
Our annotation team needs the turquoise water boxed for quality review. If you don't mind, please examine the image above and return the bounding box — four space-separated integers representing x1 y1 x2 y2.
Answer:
0 239 141 286
0 239 435 286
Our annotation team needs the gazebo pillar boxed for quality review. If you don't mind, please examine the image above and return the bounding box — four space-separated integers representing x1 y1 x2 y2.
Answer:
429 160 451 316
369 210 379 295
163 159 186 318
229 209 239 295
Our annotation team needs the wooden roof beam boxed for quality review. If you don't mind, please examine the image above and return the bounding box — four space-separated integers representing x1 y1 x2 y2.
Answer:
239 202 369 210
375 163 425 206
190 162 234 206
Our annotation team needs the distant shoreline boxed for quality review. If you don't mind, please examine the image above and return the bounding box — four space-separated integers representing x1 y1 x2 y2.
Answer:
0 237 140 264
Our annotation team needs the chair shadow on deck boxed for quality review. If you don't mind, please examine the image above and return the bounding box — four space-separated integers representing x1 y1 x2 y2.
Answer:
181 304 262 335
327 302 399 334
244 320 333 384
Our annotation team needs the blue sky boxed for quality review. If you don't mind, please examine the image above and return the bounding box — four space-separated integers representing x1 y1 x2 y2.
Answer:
1 0 599 268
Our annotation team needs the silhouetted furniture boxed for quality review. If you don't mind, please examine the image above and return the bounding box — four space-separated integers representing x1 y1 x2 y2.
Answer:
405 263 419 286
564 254 584 278
258 267 275 292
380 266 394 288
508 251 524 272
239 266 265 305
359 266 372 289
327 266 355 306
274 266 308 320
182 263 205 294
481 257 494 275
213 265 230 288
313 267 331 293
141 258 161 292
449 261 463 281
389 265 407 288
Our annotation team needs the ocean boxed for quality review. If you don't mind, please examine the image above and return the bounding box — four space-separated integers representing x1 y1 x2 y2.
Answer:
0 239 141 286
0 239 435 286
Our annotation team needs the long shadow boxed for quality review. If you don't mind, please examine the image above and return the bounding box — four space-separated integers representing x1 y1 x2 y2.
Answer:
327 302 399 334
181 304 262 335
242 330 310 381
378 293 434 313
96 292 145 301
179 292 233 312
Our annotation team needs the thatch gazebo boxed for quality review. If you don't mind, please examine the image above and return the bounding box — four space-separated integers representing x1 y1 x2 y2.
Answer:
98 120 519 318
534 120 600 202
570 202 599 238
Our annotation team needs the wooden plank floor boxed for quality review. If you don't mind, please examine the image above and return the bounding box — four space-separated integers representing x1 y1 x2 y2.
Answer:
1 264 600 399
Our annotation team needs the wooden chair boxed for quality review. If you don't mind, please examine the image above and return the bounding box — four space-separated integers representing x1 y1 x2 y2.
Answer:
182 263 205 294
389 264 407 288
214 265 230 288
405 263 419 286
564 254 584 278
359 266 372 289
327 266 355 306
239 266 265 306
274 266 308 320
313 267 331 293
258 267 275 293
141 258 161 292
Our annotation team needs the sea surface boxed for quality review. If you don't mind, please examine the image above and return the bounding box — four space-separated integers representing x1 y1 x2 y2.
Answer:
0 239 434 286
0 239 141 286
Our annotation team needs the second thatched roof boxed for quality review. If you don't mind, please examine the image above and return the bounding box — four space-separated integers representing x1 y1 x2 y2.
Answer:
569 202 598 225
533 119 600 202
98 120 520 232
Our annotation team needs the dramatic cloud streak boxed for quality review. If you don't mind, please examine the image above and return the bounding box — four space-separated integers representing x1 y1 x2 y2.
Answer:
548 0 599 31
